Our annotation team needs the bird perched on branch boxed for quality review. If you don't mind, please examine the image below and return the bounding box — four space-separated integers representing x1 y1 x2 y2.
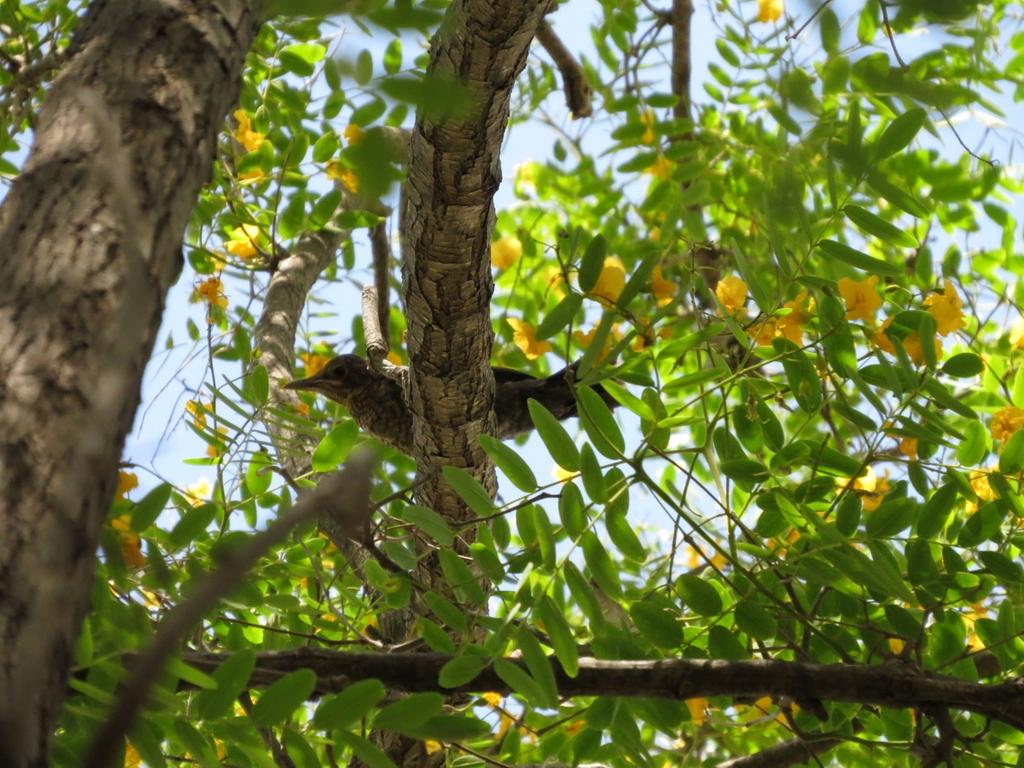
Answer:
285 354 617 455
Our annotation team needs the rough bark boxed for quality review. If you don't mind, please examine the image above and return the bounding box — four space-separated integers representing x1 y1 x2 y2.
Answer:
0 1 260 765
179 649 1024 731
401 0 551 520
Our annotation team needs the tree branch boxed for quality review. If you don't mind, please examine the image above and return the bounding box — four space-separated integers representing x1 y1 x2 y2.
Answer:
717 736 840 768
536 20 592 118
401 0 552 518
176 649 1024 732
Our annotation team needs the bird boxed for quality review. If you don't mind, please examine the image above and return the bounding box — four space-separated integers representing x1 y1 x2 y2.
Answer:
285 354 618 455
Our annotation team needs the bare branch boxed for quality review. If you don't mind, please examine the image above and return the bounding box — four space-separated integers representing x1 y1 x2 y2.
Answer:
370 221 391 337
83 453 378 768
536 20 592 118
177 649 1024 732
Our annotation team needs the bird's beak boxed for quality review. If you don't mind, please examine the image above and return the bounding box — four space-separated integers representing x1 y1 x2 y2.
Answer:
284 371 325 392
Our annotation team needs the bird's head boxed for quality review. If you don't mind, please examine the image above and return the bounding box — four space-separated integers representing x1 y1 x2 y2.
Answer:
284 354 373 405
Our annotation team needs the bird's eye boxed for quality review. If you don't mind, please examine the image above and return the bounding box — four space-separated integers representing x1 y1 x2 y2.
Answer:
327 364 345 379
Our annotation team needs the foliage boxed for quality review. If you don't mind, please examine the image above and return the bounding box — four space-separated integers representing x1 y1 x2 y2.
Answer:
5 0 1024 765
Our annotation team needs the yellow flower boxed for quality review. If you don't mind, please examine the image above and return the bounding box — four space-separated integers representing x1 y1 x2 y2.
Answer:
233 109 265 153
779 290 813 344
514 161 539 197
326 160 359 193
902 332 941 366
295 401 310 418
838 276 881 322
481 692 503 708
226 224 262 260
839 466 890 512
1010 316 1024 349
640 109 656 145
191 277 228 315
424 739 443 755
565 719 584 735
184 478 212 507
124 742 142 768
238 169 266 184
343 124 366 145
116 471 139 500
686 697 708 726
872 316 895 354
490 235 523 270
898 437 918 460
888 637 905 655
186 400 210 429
923 280 965 336
206 426 228 459
716 275 747 316
757 0 784 23
496 712 515 740
651 264 676 307
589 256 627 306
545 266 567 299
573 323 621 363
386 349 403 365
751 317 779 346
645 155 673 180
873 317 940 364
299 352 331 377
553 465 580 484
991 406 1024 443
507 317 553 360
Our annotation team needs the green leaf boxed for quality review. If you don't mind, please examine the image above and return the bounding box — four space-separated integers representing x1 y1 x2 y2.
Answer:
581 532 621 598
943 353 984 378
535 596 579 677
131 483 171 531
170 502 217 547
818 239 901 276
528 398 581 471
424 591 468 633
165 657 216 690
374 693 444 732
312 420 358 472
515 627 559 709
875 108 927 159
957 420 988 466
396 504 454 546
479 434 537 492
247 364 269 405
383 39 402 74
494 658 546 706
441 465 494 516
675 574 723 617
355 49 373 85
280 43 326 76
734 600 778 640
578 234 608 293
605 506 644 562
312 132 339 163
629 601 683 649
439 549 486 605
194 649 256 719
577 385 625 458
409 715 491 741
438 654 487 688
720 459 770 485
1000 429 1024 475
535 293 583 340
843 205 916 247
333 732 398 768
253 669 318 726
916 482 958 539
314 679 386 730
579 442 605 503
245 450 273 496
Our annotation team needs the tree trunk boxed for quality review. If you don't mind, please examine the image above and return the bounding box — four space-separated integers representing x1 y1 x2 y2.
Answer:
402 0 551 520
0 2 259 765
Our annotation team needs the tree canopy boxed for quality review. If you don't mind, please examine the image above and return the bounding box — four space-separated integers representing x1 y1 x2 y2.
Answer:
2 0 1024 767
